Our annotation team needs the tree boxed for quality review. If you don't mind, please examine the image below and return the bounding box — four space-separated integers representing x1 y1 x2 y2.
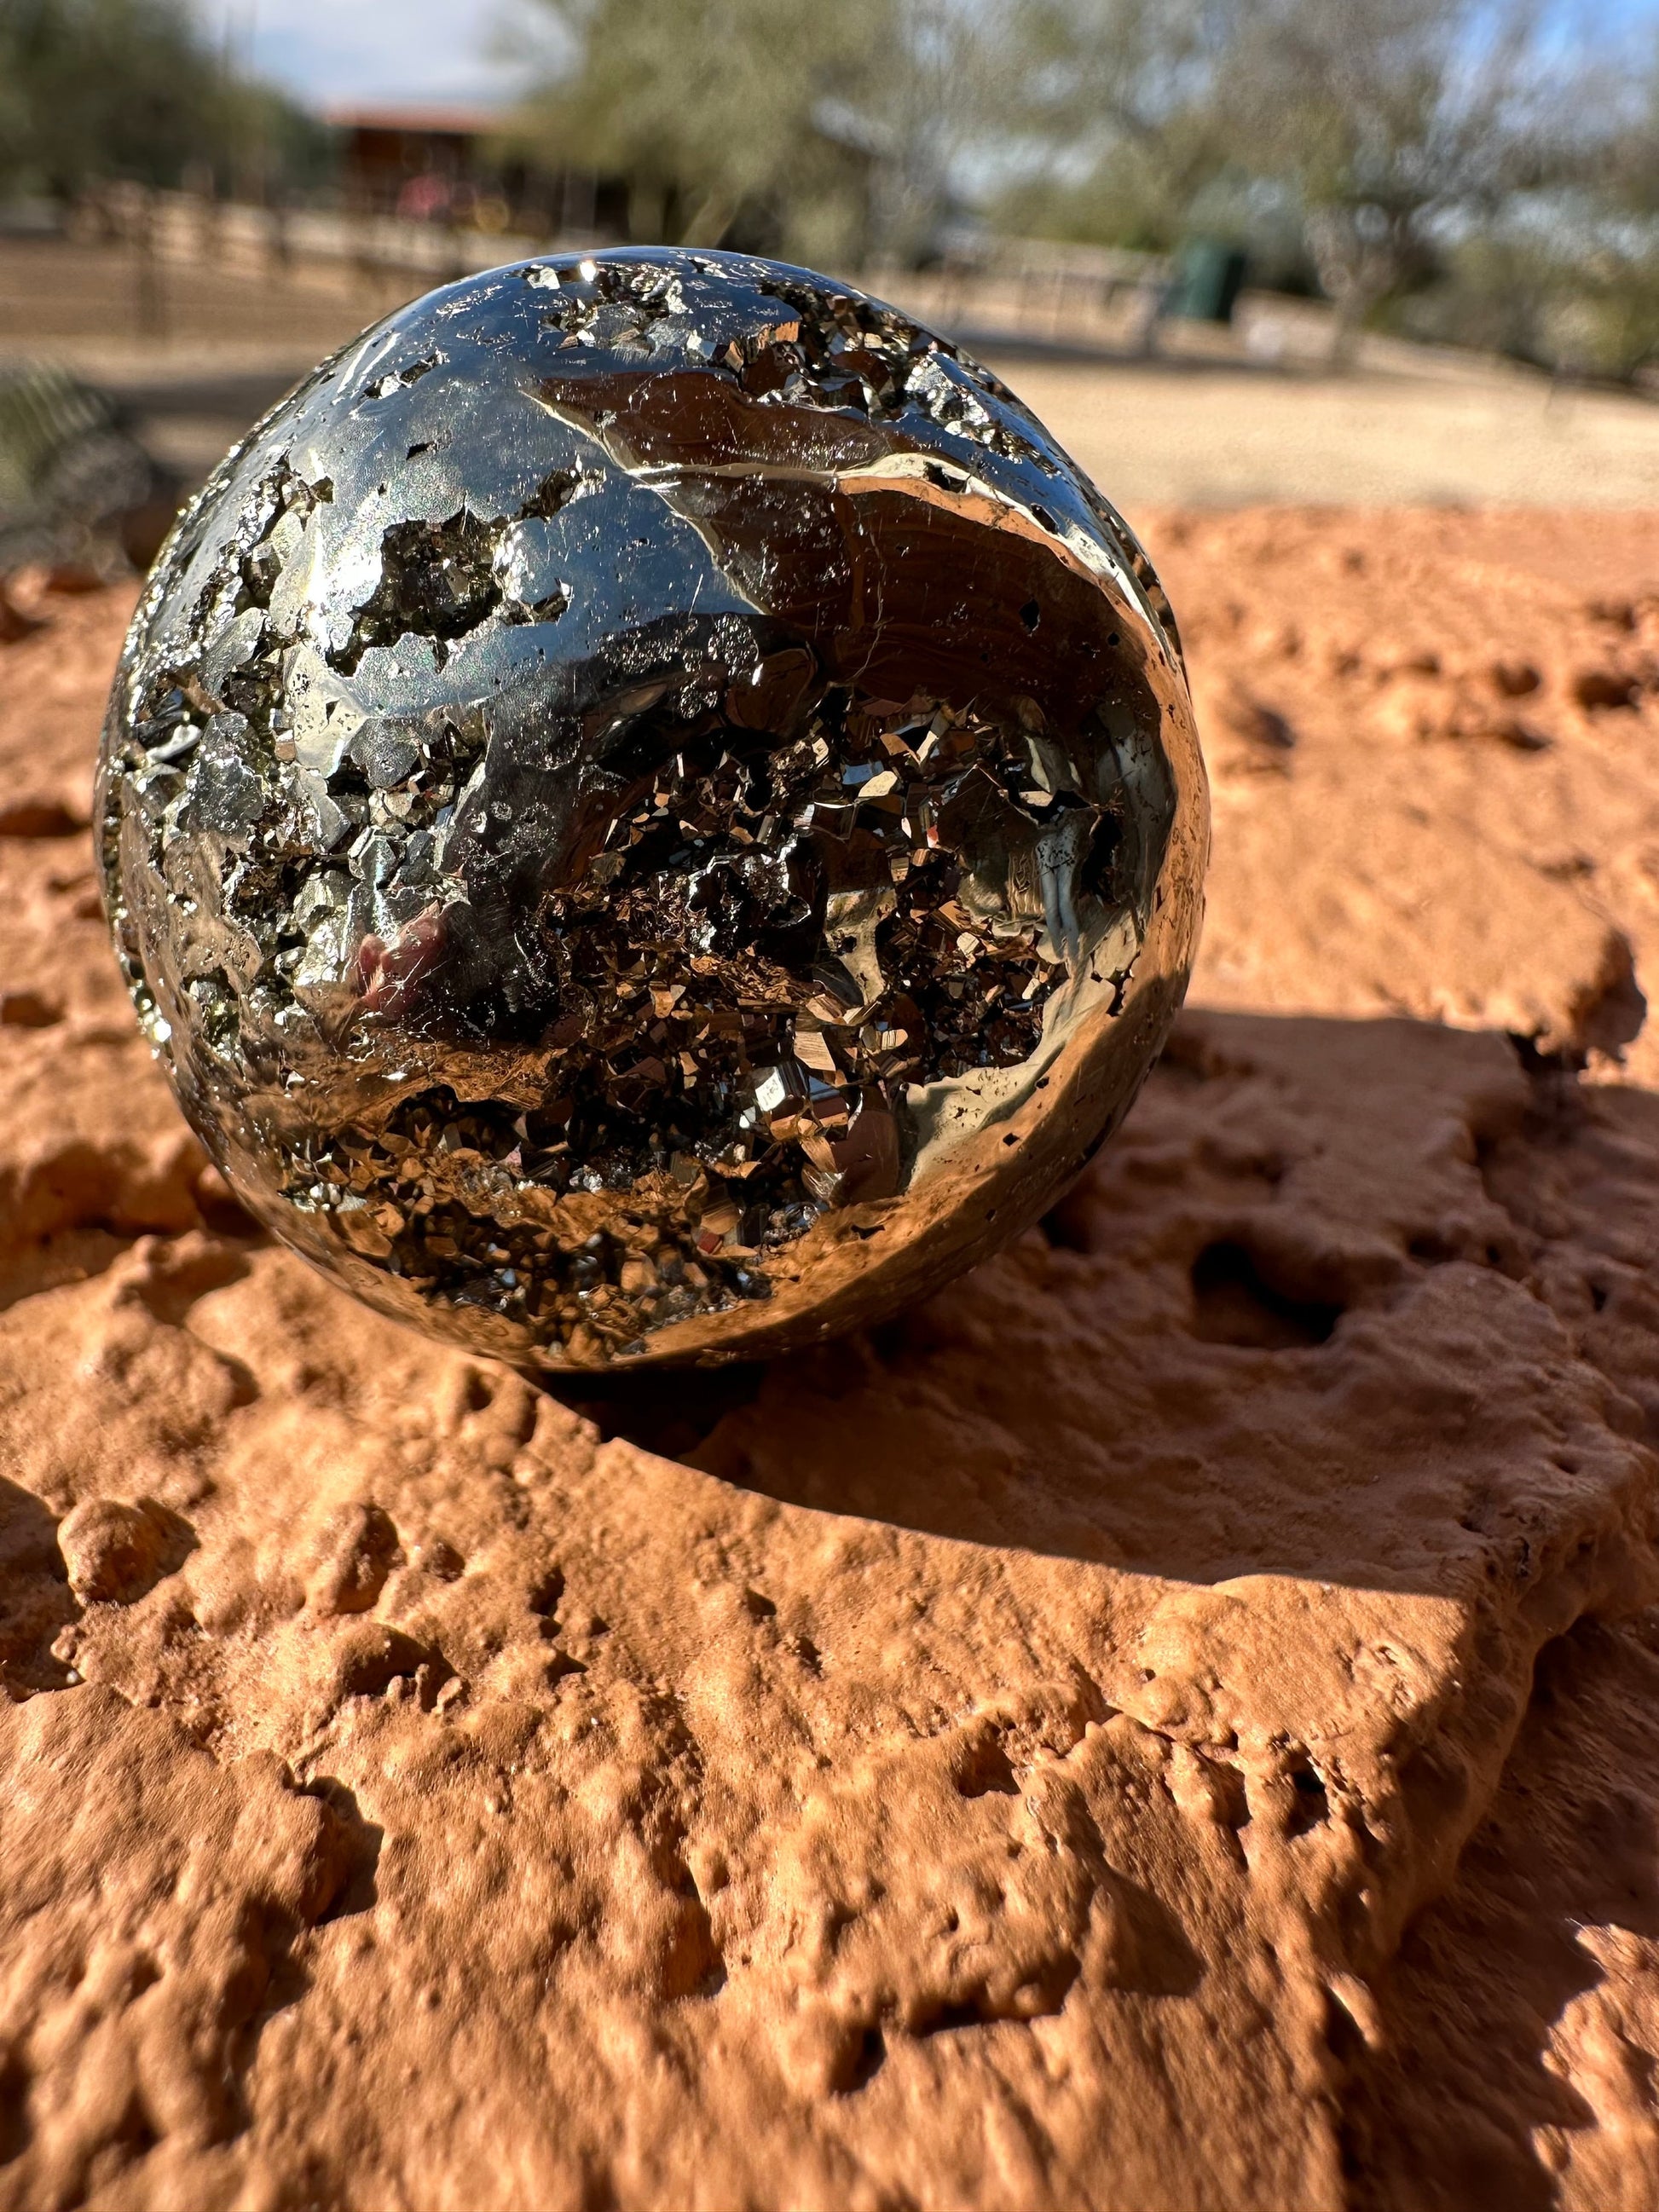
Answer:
1574 35 1659 379
1 0 222 198
1003 0 1242 254
0 0 327 204
999 0 1587 360
1223 0 1562 356
506 0 1008 268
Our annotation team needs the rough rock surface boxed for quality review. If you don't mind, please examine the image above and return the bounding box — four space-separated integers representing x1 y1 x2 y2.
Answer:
4 516 1659 2209
1159 508 1659 1073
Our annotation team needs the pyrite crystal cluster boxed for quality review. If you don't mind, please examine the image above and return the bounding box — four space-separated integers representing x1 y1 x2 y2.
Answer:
98 251 1208 1370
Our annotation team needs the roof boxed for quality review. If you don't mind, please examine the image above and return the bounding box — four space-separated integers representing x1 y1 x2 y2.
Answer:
323 104 507 138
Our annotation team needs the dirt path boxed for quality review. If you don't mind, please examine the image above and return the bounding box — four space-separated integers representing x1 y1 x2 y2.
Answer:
6 236 1658 508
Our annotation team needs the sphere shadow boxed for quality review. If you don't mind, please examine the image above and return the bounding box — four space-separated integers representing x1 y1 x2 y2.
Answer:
546 1007 1659 1595
542 1004 1659 2212
1338 1613 1659 2211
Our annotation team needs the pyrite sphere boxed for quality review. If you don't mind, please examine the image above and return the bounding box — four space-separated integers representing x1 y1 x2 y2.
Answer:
98 250 1208 1371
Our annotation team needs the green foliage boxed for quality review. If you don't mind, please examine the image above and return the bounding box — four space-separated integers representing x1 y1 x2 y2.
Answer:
988 0 1640 367
0 0 325 200
1384 217 1659 384
1222 0 1563 342
507 0 1011 267
508 0 884 263
1002 0 1240 253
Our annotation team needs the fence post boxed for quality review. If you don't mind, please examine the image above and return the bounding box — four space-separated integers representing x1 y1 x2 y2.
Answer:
133 188 167 340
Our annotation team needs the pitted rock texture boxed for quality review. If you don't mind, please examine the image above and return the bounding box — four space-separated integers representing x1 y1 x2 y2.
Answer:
5 512 1659 2209
1156 507 1659 1074
1344 1612 1659 2212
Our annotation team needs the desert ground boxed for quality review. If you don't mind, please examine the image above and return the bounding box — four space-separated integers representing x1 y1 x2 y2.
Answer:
9 230 1659 506
5 248 1659 2208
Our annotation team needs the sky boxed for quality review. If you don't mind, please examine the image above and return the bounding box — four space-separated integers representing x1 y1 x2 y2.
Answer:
223 0 1659 111
214 0 553 109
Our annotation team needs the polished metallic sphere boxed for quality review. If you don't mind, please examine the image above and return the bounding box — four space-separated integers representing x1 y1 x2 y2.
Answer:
98 250 1208 1371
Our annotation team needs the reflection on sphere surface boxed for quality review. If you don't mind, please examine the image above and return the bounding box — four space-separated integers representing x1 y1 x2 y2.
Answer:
98 250 1209 1370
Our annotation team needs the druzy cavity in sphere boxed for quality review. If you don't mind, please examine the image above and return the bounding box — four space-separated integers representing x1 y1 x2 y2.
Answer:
97 250 1209 1370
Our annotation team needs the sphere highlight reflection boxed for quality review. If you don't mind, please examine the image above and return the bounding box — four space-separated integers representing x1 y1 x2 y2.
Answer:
98 250 1208 1369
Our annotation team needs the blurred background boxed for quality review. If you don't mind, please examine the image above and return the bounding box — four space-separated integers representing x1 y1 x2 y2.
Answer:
4 0 1659 573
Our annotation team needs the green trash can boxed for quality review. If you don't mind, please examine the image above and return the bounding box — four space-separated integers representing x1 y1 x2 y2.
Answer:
1165 238 1248 324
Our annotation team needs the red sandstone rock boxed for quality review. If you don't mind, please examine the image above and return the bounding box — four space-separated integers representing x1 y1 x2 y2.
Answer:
3 517 1659 2209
